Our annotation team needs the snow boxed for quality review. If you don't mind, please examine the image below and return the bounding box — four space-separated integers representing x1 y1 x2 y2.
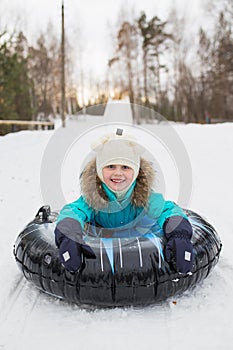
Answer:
0 107 233 349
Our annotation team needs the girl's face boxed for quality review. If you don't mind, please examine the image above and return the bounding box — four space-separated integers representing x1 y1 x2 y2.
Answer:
102 164 134 192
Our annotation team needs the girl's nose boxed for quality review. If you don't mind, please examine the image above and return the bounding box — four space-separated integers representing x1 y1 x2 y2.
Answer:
113 166 123 175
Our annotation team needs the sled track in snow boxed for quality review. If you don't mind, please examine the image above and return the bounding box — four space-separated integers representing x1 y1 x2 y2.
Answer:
214 259 233 290
1 275 29 319
0 274 40 343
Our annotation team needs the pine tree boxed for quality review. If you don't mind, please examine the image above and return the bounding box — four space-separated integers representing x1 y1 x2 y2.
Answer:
137 12 172 108
0 31 33 120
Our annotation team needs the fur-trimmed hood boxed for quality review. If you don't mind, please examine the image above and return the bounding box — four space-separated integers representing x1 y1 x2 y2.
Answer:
81 157 155 210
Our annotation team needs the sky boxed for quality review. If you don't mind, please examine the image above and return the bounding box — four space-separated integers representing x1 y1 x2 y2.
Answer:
1 0 210 83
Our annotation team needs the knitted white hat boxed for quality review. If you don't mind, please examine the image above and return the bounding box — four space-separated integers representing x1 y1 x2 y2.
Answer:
91 128 144 182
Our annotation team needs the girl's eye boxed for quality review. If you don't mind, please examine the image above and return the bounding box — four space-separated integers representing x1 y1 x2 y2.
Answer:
105 165 131 170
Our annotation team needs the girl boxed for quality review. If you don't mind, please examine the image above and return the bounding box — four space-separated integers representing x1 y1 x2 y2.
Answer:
55 128 193 274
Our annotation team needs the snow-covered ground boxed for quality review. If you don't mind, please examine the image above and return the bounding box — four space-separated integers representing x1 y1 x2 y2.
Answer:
0 109 233 350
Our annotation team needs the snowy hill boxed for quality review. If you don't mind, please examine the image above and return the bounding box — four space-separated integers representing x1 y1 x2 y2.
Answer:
0 117 233 350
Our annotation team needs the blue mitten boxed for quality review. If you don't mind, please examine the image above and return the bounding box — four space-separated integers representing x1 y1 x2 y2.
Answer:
164 216 194 274
55 218 96 272
58 237 82 272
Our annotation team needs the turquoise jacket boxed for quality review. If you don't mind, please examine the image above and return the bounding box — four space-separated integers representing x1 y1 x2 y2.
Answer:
57 181 186 233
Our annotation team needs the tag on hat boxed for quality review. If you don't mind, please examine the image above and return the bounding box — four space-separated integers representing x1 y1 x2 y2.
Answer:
116 128 123 136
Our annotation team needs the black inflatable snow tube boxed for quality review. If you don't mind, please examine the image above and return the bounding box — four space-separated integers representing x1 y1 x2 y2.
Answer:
13 207 222 307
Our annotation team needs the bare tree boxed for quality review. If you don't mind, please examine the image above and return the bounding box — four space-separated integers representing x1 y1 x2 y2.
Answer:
166 7 186 121
197 27 212 120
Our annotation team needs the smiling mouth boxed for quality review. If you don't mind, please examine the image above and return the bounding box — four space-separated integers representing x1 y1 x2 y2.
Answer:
111 178 125 183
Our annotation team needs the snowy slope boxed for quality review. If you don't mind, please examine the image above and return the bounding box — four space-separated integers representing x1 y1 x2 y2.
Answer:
0 116 233 350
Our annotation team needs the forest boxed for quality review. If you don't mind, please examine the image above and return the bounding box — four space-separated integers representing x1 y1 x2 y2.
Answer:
0 0 233 124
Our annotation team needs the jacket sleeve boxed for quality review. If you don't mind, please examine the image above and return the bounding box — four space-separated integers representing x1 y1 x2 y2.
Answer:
147 192 188 228
56 196 93 230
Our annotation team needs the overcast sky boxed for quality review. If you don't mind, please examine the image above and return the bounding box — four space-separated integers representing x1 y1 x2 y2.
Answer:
1 0 210 83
